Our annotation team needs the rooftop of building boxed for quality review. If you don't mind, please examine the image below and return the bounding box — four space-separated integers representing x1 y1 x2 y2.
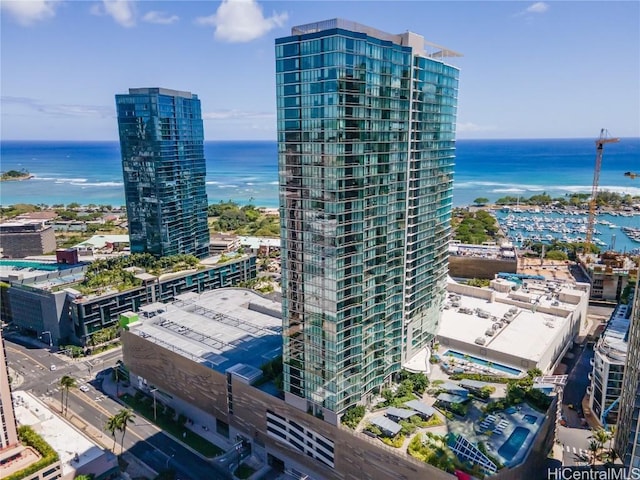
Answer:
15 211 59 221
12 390 109 477
439 278 588 366
237 236 281 249
127 288 282 374
0 258 85 283
74 234 130 250
287 18 462 60
0 218 49 229
125 87 196 99
449 241 516 259
595 304 631 364
578 252 639 274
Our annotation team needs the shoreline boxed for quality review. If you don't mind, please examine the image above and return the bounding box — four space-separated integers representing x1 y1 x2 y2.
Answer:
0 174 33 182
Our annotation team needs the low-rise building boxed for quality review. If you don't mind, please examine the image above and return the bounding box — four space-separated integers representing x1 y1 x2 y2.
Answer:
209 234 240 254
577 252 638 302
438 277 589 374
121 287 556 480
448 241 517 279
12 391 119 480
3 255 256 346
587 303 631 425
0 219 57 258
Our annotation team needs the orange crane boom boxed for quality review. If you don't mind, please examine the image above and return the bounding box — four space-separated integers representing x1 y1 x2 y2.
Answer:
586 129 620 250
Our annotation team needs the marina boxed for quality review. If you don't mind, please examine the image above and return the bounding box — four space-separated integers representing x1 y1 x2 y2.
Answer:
493 209 640 254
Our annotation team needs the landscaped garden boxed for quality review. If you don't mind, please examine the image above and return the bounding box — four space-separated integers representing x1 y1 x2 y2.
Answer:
120 392 223 458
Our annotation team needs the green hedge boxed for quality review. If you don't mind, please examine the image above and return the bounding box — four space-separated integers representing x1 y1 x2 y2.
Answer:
6 426 59 480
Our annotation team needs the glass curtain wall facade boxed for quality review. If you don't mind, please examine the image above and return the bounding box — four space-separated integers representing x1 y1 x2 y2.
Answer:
615 286 640 469
116 88 210 259
276 20 460 416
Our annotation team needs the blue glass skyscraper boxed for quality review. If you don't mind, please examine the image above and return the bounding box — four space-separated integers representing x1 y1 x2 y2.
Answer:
116 88 210 259
276 20 460 421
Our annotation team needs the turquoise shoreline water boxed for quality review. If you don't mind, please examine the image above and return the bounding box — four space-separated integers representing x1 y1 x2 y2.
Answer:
2 138 638 210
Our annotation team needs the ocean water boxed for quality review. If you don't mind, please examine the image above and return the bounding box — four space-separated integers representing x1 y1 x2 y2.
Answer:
1 138 639 210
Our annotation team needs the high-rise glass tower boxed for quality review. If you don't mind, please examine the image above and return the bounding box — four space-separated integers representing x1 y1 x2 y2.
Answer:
116 88 210 259
276 19 460 419
614 285 640 468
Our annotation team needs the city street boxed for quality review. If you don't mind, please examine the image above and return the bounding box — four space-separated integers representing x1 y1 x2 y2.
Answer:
556 338 600 466
4 336 233 480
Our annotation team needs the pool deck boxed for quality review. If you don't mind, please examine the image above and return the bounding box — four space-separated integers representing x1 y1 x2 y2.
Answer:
443 399 545 467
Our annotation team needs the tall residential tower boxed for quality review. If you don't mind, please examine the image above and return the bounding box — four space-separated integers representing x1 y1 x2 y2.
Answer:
614 285 640 469
276 19 460 421
116 88 210 259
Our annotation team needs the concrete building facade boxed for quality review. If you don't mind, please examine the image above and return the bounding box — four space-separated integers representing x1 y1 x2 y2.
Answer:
0 220 57 258
577 252 638 302
587 303 631 425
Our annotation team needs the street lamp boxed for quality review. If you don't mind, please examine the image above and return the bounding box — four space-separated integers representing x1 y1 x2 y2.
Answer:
165 452 175 470
150 387 158 421
41 331 52 347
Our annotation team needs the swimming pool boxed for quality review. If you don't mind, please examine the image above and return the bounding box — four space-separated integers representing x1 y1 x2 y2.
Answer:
0 259 74 271
498 427 530 463
443 350 522 376
523 414 537 424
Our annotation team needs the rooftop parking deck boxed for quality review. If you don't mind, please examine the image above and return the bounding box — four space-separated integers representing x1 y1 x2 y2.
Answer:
128 288 283 373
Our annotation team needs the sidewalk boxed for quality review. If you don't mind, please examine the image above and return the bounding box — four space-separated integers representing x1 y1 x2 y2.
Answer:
101 374 234 458
42 395 156 480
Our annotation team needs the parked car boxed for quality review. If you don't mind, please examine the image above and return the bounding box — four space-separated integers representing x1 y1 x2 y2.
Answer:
50 365 57 371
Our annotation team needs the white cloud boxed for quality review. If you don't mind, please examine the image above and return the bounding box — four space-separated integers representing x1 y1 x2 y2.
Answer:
91 0 136 28
2 96 114 118
526 2 549 14
196 0 288 43
203 109 275 120
457 122 498 133
143 10 179 25
1 0 60 26
516 2 549 16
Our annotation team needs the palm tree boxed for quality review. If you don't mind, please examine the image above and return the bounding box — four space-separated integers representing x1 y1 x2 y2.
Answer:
59 375 77 416
590 427 611 460
588 438 600 466
607 425 617 463
116 409 135 455
105 415 120 453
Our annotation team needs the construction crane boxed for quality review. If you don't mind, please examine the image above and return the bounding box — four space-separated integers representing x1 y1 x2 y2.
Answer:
586 129 620 250
601 397 620 431
625 171 639 179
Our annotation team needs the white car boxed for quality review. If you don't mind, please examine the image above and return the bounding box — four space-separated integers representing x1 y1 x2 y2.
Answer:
79 385 90 392
50 365 57 371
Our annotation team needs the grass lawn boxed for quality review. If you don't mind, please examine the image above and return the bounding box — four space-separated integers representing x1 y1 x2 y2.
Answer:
121 394 224 458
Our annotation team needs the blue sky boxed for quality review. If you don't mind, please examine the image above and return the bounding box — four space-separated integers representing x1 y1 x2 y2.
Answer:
1 0 638 141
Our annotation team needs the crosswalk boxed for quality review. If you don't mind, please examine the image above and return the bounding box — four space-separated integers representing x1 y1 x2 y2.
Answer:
564 445 590 465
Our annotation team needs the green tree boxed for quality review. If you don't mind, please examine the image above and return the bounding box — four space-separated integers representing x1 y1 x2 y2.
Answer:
116 409 136 454
473 197 489 205
59 375 77 416
590 428 611 459
105 415 120 453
